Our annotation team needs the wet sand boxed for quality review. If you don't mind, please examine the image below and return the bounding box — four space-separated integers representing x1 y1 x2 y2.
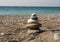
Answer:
0 14 60 42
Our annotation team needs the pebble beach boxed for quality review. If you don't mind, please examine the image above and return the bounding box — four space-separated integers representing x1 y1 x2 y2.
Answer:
0 14 60 42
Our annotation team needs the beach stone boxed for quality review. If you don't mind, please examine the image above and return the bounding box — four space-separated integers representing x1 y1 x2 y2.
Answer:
0 32 5 36
54 33 60 40
27 19 38 24
25 23 42 29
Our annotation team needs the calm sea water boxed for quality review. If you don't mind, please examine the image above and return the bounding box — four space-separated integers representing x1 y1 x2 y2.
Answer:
0 6 60 15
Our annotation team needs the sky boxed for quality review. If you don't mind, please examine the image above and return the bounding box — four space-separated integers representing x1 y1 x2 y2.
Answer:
0 0 60 6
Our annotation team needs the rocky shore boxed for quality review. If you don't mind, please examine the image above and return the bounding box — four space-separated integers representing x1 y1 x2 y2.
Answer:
0 14 60 42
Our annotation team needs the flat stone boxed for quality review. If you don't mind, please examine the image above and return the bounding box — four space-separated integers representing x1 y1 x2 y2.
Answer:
25 23 42 29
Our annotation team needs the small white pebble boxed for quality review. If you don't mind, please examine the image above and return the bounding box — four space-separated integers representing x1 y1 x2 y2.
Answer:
54 33 60 40
27 19 38 23
47 18 50 20
1 33 5 36
30 34 33 36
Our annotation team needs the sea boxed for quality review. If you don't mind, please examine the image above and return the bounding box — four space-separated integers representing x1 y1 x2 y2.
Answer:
0 6 60 15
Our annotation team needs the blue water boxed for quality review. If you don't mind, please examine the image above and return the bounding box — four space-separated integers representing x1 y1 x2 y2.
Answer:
0 6 60 15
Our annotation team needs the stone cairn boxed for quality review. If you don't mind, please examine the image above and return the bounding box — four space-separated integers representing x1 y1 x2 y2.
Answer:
25 13 42 34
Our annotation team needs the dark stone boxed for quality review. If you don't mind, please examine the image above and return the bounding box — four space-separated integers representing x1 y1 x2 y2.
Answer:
31 17 38 20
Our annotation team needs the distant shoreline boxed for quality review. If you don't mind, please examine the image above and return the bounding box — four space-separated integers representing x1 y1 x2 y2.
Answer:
0 14 60 15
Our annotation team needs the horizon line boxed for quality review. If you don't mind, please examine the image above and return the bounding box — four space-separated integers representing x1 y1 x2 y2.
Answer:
0 6 60 7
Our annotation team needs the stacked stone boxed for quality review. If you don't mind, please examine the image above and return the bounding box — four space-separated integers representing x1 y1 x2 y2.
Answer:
25 13 42 30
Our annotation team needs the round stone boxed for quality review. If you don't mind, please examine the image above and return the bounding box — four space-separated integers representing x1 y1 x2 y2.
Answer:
1 32 5 36
31 13 37 17
54 33 60 40
27 19 38 24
